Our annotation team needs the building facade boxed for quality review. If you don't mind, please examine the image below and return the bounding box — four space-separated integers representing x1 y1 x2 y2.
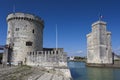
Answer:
87 20 113 64
6 13 44 65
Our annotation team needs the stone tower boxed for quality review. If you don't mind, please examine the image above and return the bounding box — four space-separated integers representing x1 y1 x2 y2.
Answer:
87 20 113 64
6 13 44 65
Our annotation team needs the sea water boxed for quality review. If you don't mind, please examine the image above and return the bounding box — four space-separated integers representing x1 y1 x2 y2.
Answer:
68 61 120 80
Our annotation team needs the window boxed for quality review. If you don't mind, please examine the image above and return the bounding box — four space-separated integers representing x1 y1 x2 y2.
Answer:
16 28 19 31
106 48 108 50
32 29 34 33
8 31 10 34
26 41 33 46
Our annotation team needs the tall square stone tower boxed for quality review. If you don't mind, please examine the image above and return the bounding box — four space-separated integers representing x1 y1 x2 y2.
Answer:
87 20 113 64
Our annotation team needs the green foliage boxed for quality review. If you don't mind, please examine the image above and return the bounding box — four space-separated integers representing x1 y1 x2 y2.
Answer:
74 56 85 60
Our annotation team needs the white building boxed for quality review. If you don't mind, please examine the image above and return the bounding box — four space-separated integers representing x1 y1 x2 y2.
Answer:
69 56 75 61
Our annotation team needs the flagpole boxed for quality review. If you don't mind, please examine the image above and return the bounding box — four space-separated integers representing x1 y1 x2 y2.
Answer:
13 4 15 14
98 10 103 21
56 24 58 51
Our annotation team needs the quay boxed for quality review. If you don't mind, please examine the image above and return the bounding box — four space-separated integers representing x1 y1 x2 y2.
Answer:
0 65 72 80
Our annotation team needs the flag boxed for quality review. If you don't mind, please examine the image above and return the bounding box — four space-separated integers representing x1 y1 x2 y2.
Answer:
99 14 103 21
100 15 103 19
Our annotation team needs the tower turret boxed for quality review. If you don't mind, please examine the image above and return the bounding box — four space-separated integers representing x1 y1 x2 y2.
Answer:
6 13 44 65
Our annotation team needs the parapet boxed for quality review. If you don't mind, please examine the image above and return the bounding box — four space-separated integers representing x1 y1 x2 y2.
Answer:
86 33 92 37
7 13 44 26
92 20 107 27
107 31 111 35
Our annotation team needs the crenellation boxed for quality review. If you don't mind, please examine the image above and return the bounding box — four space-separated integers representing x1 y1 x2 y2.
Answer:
7 13 44 27
26 50 67 67
7 17 44 27
92 21 107 27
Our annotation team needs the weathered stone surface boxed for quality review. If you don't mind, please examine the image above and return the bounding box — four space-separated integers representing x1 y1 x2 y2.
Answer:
0 65 72 80
87 21 113 64
26 50 67 67
3 13 72 79
6 13 44 65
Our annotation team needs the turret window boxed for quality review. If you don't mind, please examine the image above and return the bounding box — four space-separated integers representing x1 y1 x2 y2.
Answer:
32 29 34 33
26 41 33 46
16 28 19 31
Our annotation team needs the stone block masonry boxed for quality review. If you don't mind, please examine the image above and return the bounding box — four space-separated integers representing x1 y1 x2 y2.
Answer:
26 50 67 68
2 12 72 80
87 21 113 64
5 13 44 65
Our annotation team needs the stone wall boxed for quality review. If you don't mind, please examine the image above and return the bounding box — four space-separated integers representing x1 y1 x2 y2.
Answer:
6 13 44 65
26 50 67 68
87 21 113 64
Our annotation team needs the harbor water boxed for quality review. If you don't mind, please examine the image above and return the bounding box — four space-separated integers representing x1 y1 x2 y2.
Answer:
68 61 120 80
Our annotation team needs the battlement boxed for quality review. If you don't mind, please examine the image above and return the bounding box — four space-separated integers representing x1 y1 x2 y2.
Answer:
107 31 111 35
26 50 67 67
92 20 107 27
7 13 44 26
86 33 92 37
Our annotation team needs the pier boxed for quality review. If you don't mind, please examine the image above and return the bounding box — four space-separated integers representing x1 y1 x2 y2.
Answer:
0 65 72 80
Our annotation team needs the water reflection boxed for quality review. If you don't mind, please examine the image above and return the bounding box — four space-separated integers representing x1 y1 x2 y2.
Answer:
68 62 120 80
87 67 114 80
68 62 87 80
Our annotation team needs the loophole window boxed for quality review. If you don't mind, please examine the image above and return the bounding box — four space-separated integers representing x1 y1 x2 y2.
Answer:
16 28 19 31
32 29 34 33
26 41 33 46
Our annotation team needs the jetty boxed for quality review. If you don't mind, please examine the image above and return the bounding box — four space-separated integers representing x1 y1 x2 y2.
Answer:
0 65 72 80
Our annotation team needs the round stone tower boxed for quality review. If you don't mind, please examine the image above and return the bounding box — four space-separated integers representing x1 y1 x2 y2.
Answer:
6 13 44 65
